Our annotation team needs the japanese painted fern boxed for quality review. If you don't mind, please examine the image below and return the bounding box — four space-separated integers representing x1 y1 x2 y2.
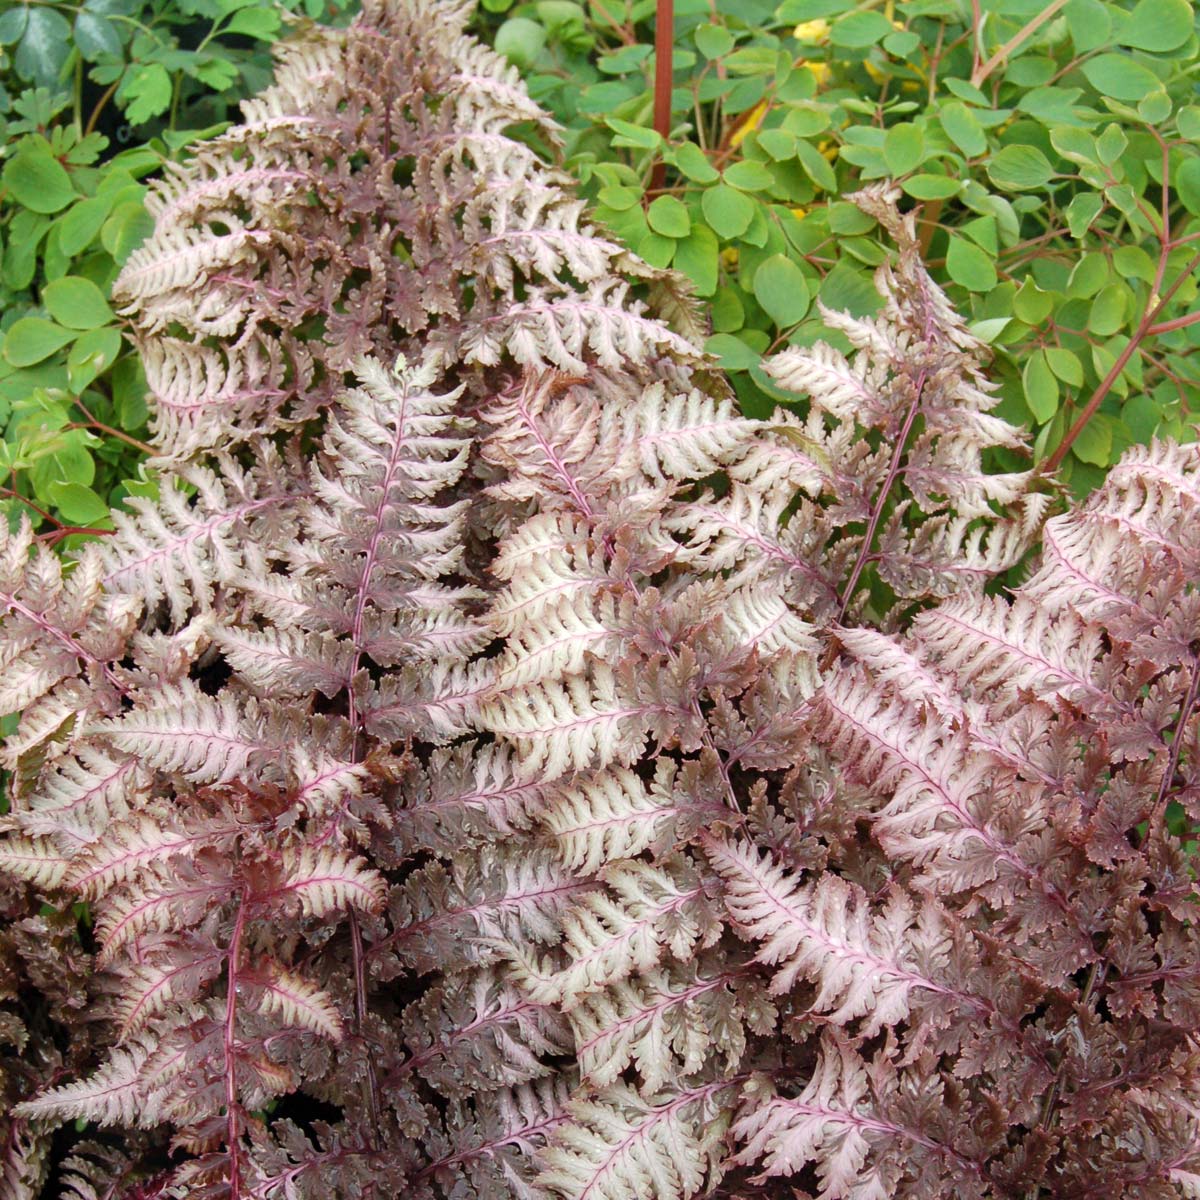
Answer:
0 3 1197 1199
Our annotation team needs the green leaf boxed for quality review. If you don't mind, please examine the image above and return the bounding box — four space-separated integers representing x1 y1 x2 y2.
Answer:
57 195 115 257
1013 281 1054 324
1023 349 1059 423
0 7 28 44
794 139 837 192
830 10 892 47
1068 253 1109 298
1117 0 1192 51
46 482 110 526
14 8 71 89
1088 284 1127 336
43 277 114 331
30 432 96 503
100 202 154 265
669 142 719 183
1080 54 1161 102
1066 192 1103 238
1072 414 1113 466
73 11 121 60
705 333 761 370
1179 107 1200 142
119 63 172 126
710 286 745 333
757 130 796 161
694 22 734 58
647 196 690 238
946 236 997 292
3 318 77 368
495 17 546 67
67 328 122 391
1065 0 1112 53
1095 124 1127 166
1178 159 1200 216
752 254 811 326
724 160 776 192
883 124 924 176
636 231 674 269
604 116 662 151
939 101 987 157
226 6 281 36
701 184 756 238
2 146 75 214
1045 347 1084 387
987 144 1055 191
901 174 960 200
673 225 719 296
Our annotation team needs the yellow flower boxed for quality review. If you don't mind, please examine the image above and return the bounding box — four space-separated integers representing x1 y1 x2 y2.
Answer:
790 206 808 219
728 100 768 149
818 139 838 163
864 61 886 84
721 247 739 268
793 18 830 43
805 61 831 87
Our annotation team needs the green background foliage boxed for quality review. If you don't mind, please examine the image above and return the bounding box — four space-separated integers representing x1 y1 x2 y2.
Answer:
482 0 1200 494
0 0 349 542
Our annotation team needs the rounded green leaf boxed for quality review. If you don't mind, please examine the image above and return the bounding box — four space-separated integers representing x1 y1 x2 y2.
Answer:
987 145 1055 191
1088 283 1127 336
14 8 71 88
701 184 756 238
830 10 892 46
495 17 546 67
673 225 719 297
1179 107 1200 142
1045 347 1084 388
1072 413 1113 466
1117 0 1192 51
901 174 961 200
1023 349 1059 423
43 276 114 330
57 195 114 257
67 327 123 391
724 160 776 192
752 254 811 326
2 148 75 214
883 124 924 176
1066 192 1103 239
1080 54 1162 102
3 318 77 368
73 11 121 61
705 333 761 370
646 196 691 239
694 22 734 58
1013 281 1054 324
46 482 111 526
670 142 719 184
946 235 997 292
939 101 987 158
1178 158 1200 216
636 231 675 269
100 202 154 265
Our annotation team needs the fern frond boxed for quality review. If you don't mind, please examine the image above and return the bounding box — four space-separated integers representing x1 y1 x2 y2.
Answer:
539 1080 734 1200
14 1039 157 1128
248 962 345 1042
90 683 267 785
274 847 386 917
705 836 958 1031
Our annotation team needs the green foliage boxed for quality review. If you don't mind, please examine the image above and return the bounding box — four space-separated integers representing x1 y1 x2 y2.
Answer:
482 0 1200 492
0 0 351 541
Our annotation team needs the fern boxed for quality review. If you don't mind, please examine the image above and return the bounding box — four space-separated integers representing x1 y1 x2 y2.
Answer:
1 1 1198 1197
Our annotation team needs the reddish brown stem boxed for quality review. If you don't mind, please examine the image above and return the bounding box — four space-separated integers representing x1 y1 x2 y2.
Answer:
1045 250 1200 473
649 0 674 194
